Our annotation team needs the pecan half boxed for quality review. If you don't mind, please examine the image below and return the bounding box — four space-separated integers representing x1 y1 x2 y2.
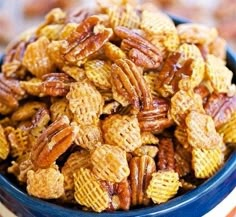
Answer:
41 72 74 96
204 93 236 128
129 155 156 206
155 53 193 97
63 15 113 65
115 26 163 69
0 74 25 113
111 58 153 111
157 138 175 171
138 97 173 133
31 116 75 168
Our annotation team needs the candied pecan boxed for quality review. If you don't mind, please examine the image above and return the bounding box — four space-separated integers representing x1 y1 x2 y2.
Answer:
157 138 175 171
129 155 156 206
63 15 113 65
155 53 193 97
138 97 173 133
0 74 25 113
41 72 74 96
204 93 236 128
31 116 75 168
115 26 163 69
111 58 153 111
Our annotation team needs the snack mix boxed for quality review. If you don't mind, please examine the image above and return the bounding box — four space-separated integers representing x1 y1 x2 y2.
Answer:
0 0 235 213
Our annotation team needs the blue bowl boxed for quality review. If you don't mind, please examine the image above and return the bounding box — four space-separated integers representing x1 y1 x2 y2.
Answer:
0 16 236 217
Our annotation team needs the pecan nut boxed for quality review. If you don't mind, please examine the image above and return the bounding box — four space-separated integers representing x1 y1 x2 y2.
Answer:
204 93 236 128
31 115 75 168
138 97 173 133
41 72 74 96
114 26 163 69
129 155 156 206
157 138 175 171
0 74 25 113
63 15 113 65
111 58 153 111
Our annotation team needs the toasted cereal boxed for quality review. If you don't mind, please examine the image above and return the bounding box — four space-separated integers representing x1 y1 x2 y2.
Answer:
27 165 64 199
146 170 180 204
37 24 64 41
84 60 112 90
132 145 158 158
91 144 130 182
170 90 204 125
22 36 55 78
103 42 127 62
186 111 223 149
102 114 142 152
20 78 45 97
74 124 103 150
205 55 233 93
141 132 159 145
0 125 10 160
174 126 190 149
192 147 224 178
67 81 104 125
62 65 86 81
74 168 110 212
59 23 78 40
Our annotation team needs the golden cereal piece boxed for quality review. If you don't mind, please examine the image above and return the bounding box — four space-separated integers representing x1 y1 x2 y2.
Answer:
174 126 190 149
188 58 205 88
37 24 64 41
0 125 10 160
11 101 46 122
27 165 64 199
192 147 224 178
18 159 35 183
23 36 55 78
102 101 120 115
144 71 160 97
74 124 103 150
132 145 158 158
20 78 45 97
103 42 127 62
186 111 223 149
74 168 110 212
177 23 218 45
84 60 112 90
163 32 180 52
205 55 233 93
218 112 236 144
146 170 180 204
91 144 130 182
170 90 204 125
102 114 142 152
8 128 30 159
50 98 73 122
59 23 78 40
62 65 86 82
141 132 159 145
107 4 140 29
67 81 104 125
61 151 92 202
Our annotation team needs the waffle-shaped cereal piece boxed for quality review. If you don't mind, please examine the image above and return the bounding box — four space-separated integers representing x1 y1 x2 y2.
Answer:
141 132 159 145
170 90 204 125
22 36 55 78
174 126 190 149
74 124 103 150
8 128 30 158
84 60 112 90
50 98 73 122
62 65 86 82
218 112 236 144
61 151 92 202
186 111 222 149
0 125 10 160
146 170 180 204
74 168 110 212
144 71 160 97
20 78 45 97
132 145 158 158
67 81 104 125
11 101 46 122
37 24 64 41
59 23 78 40
205 55 233 93
102 114 142 152
27 165 64 199
192 147 224 178
103 42 127 62
177 23 218 45
18 159 35 183
91 144 130 182
106 4 140 29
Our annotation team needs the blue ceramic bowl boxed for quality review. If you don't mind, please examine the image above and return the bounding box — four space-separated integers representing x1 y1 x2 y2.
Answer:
0 16 236 217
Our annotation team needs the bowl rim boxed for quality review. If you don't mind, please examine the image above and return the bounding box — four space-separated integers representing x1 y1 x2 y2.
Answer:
0 15 236 217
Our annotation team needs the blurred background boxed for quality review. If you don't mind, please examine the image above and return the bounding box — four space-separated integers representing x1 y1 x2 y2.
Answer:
0 0 235 52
